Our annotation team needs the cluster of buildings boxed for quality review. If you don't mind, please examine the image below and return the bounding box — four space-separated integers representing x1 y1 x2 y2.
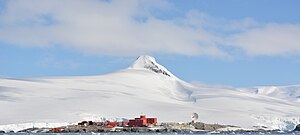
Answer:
77 115 157 128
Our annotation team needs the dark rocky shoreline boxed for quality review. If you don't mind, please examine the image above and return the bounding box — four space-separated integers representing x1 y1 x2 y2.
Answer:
12 122 289 133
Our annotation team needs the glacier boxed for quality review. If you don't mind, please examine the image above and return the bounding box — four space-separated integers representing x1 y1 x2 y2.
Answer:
0 55 299 132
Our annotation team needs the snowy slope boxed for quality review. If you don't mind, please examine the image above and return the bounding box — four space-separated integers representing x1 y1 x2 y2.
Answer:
0 55 299 132
240 86 300 103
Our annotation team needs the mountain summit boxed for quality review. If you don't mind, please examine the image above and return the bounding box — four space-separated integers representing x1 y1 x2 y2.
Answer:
130 55 175 78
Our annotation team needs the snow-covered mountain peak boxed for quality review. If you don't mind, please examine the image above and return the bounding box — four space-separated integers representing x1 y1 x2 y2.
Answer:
129 55 175 78
131 55 156 68
0 55 300 131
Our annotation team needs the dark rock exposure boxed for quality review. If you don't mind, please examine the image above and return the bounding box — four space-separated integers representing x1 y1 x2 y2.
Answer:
294 124 300 131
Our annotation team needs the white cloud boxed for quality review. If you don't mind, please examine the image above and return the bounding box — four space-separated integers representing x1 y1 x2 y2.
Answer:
0 0 225 57
227 24 300 56
0 0 299 58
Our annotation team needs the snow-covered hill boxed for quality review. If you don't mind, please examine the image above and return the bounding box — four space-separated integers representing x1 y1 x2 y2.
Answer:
240 85 300 103
0 55 299 132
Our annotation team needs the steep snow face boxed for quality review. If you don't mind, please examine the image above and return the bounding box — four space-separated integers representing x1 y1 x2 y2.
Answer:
129 55 175 78
240 85 300 103
0 55 299 132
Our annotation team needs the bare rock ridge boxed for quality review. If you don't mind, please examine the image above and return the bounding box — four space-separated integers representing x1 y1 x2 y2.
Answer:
129 55 174 78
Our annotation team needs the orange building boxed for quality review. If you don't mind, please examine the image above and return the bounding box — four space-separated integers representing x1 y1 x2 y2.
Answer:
128 115 157 127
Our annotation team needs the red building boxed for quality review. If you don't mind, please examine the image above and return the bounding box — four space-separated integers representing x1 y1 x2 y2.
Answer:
128 115 157 127
104 120 118 128
51 128 64 132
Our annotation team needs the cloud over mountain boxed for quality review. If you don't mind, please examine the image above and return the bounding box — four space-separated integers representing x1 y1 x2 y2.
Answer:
0 0 299 58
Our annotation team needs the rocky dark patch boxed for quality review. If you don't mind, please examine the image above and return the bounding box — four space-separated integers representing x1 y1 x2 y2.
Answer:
192 122 227 130
293 124 300 131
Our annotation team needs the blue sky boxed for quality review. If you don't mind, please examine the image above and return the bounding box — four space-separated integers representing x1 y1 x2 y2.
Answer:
0 0 300 87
